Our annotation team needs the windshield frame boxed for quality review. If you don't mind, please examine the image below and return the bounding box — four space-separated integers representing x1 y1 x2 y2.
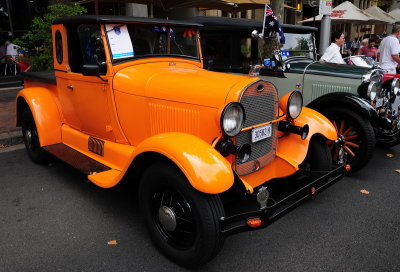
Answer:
279 31 317 60
103 23 202 65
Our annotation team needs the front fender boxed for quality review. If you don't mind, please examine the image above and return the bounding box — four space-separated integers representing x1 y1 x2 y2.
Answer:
16 87 62 146
307 92 379 124
131 132 234 194
278 107 337 166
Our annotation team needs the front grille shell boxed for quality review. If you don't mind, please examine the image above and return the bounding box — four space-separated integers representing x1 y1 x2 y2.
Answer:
234 80 279 176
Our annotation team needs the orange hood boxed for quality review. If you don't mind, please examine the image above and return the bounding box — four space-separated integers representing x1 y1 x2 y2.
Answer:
112 61 256 108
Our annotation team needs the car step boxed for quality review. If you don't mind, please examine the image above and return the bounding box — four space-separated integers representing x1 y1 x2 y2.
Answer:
43 143 111 175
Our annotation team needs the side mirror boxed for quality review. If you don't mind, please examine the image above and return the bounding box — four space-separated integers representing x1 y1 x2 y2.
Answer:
82 64 100 76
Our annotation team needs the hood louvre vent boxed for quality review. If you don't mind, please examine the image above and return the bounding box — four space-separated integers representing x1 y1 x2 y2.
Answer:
149 103 200 135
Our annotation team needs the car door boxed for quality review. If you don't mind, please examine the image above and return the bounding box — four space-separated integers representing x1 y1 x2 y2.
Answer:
59 23 115 141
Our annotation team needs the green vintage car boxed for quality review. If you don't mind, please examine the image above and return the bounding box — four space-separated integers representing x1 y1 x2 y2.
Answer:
192 16 400 172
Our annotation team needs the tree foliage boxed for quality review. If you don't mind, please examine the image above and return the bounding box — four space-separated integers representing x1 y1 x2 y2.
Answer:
14 4 86 71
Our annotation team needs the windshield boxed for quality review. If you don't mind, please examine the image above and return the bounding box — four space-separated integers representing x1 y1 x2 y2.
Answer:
344 55 375 68
105 23 199 62
280 33 316 60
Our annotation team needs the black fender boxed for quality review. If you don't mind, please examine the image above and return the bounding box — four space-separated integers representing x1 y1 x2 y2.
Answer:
306 92 379 126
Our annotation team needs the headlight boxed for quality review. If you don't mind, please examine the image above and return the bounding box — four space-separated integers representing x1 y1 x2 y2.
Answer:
221 102 245 137
287 91 303 119
391 78 400 96
367 81 378 100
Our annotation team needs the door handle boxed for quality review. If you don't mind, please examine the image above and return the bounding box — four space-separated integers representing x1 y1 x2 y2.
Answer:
67 85 74 90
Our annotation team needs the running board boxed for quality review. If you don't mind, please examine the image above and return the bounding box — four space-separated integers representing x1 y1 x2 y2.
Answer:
43 143 111 175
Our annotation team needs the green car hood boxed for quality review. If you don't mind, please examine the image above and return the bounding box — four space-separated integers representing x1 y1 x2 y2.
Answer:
287 60 371 79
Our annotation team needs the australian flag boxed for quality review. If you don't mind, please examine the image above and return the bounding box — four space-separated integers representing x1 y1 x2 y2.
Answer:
263 5 285 44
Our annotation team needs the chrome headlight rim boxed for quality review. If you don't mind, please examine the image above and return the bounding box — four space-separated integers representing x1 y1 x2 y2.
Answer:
391 78 400 96
220 102 246 137
367 81 378 101
287 91 303 119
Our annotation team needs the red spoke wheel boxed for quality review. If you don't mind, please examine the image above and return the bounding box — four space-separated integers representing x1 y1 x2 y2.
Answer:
322 107 375 173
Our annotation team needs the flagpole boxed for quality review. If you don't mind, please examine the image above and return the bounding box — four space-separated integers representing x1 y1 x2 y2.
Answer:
261 4 267 37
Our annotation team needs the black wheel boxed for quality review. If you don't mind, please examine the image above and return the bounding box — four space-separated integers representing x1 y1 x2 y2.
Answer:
321 107 375 173
139 162 225 268
299 135 333 177
21 108 47 164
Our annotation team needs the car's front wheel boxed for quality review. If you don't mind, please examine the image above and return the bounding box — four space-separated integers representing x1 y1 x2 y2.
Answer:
321 107 375 173
139 162 225 268
300 135 333 177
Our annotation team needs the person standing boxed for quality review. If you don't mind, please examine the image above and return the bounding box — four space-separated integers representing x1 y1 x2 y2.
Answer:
357 38 378 60
5 40 19 59
319 31 345 64
378 25 400 74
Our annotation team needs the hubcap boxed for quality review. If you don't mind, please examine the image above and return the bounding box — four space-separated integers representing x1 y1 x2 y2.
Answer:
25 129 32 144
158 206 177 232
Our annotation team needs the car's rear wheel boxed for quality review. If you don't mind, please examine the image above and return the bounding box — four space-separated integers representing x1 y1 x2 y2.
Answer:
21 108 47 164
139 162 225 268
321 107 375 173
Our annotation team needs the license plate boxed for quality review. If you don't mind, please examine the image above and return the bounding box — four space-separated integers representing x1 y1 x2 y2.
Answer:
252 124 272 143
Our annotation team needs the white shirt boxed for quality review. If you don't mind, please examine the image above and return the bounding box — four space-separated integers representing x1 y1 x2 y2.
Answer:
320 43 345 64
378 35 400 70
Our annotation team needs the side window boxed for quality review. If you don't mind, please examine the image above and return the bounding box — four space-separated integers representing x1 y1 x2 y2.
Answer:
55 30 63 64
77 24 107 74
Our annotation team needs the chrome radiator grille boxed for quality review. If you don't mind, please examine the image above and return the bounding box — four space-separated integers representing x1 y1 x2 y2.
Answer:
234 80 278 176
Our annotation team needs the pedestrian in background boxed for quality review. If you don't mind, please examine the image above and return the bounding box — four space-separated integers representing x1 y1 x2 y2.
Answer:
320 30 345 64
357 38 378 60
5 40 19 59
378 25 400 74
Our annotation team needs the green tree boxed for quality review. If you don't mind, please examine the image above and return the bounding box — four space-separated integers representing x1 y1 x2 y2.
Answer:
14 3 86 71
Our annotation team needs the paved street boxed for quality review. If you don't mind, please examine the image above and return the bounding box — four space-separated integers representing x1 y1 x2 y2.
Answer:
1 144 400 271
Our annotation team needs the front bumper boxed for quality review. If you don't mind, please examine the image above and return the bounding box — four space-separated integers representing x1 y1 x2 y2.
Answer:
376 116 400 146
220 164 345 236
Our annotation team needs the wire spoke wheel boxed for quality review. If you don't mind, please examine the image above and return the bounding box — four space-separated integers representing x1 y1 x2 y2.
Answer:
139 162 225 268
153 188 196 249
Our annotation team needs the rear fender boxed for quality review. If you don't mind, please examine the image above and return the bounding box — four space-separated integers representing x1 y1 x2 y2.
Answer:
278 107 337 166
16 87 62 146
131 132 234 194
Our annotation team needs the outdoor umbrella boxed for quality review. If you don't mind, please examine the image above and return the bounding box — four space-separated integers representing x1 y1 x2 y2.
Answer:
364 5 396 24
388 9 400 23
298 1 383 24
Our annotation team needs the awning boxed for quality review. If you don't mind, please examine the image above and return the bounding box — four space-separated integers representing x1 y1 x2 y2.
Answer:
298 1 385 24
364 5 396 24
389 9 400 23
78 0 235 10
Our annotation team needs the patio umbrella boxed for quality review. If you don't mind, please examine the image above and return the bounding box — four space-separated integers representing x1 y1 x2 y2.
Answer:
364 5 396 24
388 9 400 23
298 1 384 24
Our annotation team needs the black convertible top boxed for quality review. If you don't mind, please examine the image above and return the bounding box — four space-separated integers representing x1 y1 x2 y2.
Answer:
188 16 317 33
53 15 202 27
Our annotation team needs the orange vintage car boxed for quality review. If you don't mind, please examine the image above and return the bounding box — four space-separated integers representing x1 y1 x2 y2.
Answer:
16 15 345 267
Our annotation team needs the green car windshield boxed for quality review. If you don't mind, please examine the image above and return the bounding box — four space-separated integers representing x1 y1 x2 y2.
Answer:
280 32 316 60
